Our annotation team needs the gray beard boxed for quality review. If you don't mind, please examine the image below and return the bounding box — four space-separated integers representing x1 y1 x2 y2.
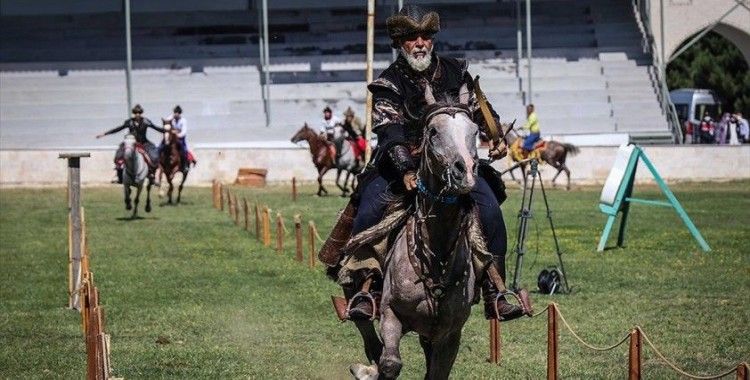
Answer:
400 46 433 72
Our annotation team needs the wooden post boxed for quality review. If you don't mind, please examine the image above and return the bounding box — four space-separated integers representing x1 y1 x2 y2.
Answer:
225 188 231 217
736 362 749 380
292 177 297 202
628 327 642 380
243 198 249 231
59 152 89 310
219 183 224 211
294 215 303 262
489 319 501 364
212 180 219 209
547 303 558 380
233 194 240 226
276 213 284 254
364 0 375 163
308 221 316 268
255 203 261 241
262 207 271 246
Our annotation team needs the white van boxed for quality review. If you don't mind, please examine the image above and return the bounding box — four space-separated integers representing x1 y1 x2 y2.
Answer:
669 88 721 126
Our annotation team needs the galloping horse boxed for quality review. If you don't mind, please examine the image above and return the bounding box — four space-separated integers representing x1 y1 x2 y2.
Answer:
505 129 579 190
349 84 483 379
291 123 361 197
121 134 152 218
158 123 189 204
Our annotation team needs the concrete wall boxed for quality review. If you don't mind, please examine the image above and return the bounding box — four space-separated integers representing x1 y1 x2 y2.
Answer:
646 0 750 63
1 146 748 188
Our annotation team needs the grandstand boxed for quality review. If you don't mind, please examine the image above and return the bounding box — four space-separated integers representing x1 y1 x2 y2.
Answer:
0 0 674 150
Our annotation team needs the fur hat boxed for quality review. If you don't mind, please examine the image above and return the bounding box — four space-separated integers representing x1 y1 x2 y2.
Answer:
386 5 440 48
343 107 355 117
131 104 144 114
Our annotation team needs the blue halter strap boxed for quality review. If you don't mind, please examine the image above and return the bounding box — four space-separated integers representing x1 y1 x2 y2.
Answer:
416 178 458 204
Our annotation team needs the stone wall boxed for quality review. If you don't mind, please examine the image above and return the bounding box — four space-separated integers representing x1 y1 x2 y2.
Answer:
1 145 748 187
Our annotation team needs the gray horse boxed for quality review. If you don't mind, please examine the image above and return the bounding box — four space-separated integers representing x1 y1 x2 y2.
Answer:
351 84 482 379
122 134 152 218
331 125 363 195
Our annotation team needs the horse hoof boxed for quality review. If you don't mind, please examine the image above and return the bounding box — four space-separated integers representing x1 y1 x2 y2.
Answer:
125 203 132 210
146 204 152 213
350 363 378 380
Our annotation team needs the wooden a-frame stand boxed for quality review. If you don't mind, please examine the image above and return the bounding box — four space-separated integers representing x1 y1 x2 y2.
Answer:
597 144 710 252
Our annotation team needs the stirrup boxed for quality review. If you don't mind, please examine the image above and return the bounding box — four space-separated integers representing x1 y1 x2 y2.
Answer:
493 289 533 321
346 291 378 321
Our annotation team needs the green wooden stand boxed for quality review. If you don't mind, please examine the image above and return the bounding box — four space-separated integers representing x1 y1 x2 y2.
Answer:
597 144 710 252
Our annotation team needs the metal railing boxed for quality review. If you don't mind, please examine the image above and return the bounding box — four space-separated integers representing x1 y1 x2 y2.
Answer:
632 0 683 144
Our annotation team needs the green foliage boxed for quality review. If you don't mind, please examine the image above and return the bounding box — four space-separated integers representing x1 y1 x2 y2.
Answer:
667 32 750 116
1 183 748 379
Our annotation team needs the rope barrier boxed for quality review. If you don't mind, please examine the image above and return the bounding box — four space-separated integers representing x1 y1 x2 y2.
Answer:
310 221 325 243
639 327 740 380
532 304 550 318
555 304 630 352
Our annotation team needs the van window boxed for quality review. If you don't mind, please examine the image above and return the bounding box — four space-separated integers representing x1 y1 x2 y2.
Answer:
695 103 719 120
674 104 689 122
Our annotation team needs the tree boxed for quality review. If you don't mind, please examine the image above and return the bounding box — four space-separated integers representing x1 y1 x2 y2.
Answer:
667 31 750 117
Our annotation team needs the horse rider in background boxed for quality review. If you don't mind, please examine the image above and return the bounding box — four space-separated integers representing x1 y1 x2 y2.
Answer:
520 104 541 156
323 4 523 322
341 107 368 165
319 106 342 142
96 104 166 185
161 105 196 171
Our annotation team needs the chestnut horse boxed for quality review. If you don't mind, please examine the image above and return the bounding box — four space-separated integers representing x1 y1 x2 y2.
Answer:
504 130 579 190
158 125 188 204
291 123 360 196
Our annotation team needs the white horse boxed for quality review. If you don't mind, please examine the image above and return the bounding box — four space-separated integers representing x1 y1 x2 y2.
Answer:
122 134 152 218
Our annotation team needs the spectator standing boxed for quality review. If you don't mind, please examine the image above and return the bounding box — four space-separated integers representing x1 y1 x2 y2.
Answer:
737 113 749 143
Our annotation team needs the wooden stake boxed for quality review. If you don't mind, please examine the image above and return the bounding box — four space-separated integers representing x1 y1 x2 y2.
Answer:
737 363 749 380
262 207 271 246
628 327 642 380
547 303 558 380
294 215 303 262
489 319 501 364
308 221 316 268
276 212 284 254
212 180 218 209
243 198 249 231
292 177 297 202
233 194 240 226
255 203 261 241
219 183 224 211
226 188 231 217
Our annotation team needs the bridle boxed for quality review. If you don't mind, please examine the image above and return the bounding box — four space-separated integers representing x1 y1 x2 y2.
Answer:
416 104 474 209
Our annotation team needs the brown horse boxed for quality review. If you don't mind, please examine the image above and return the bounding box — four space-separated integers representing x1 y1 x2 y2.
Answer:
158 126 188 204
504 130 579 190
291 123 359 196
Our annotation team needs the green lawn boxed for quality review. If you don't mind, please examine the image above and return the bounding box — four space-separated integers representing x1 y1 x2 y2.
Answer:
0 181 748 379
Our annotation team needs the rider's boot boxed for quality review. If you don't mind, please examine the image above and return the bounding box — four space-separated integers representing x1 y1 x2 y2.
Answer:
482 266 524 321
348 269 380 320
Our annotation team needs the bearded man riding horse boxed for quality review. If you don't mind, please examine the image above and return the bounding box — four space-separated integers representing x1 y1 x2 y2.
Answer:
322 4 530 333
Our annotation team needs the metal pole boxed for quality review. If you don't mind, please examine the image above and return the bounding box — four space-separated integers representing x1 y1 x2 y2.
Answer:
525 0 532 105
262 0 271 127
124 0 133 115
391 0 403 62
516 0 522 83
364 0 376 164
257 4 266 125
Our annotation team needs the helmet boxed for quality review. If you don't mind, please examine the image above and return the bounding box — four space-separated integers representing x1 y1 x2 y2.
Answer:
386 5 440 48
323 106 332 113
173 105 182 114
132 104 144 114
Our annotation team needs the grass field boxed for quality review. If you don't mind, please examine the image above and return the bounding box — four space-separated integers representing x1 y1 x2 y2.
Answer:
0 181 748 379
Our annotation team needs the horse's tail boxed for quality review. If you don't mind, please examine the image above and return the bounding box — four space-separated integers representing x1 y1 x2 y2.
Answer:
562 143 580 157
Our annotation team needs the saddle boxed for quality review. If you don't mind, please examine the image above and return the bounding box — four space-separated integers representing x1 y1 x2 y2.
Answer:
134 144 156 169
510 139 546 161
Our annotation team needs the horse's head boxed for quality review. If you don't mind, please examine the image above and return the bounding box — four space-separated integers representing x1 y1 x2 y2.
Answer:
419 83 479 196
291 123 314 144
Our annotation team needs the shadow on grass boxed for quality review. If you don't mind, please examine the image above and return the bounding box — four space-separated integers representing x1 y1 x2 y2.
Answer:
115 215 160 221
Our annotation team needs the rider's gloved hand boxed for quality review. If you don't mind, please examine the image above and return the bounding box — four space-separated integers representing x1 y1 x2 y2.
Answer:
403 171 418 191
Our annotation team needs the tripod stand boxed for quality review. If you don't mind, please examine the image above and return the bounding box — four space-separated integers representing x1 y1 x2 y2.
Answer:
510 159 570 293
